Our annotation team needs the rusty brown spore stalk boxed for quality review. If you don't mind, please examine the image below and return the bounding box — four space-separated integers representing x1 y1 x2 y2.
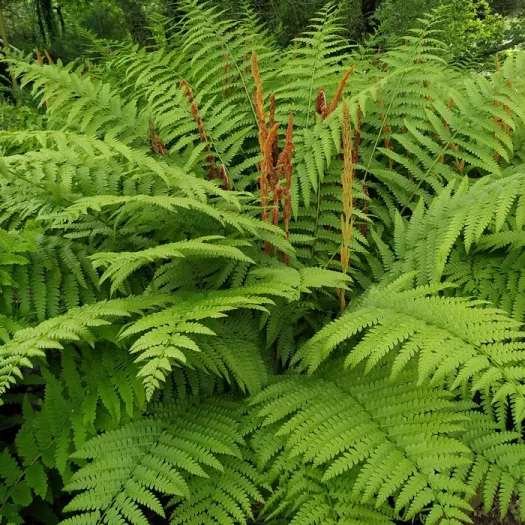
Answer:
148 118 166 156
338 100 354 309
276 113 295 263
315 67 355 121
179 79 231 191
251 50 295 262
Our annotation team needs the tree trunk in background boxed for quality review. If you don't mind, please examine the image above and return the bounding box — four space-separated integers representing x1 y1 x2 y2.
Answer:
38 0 57 42
0 8 18 89
35 0 47 42
56 5 65 33
116 0 155 48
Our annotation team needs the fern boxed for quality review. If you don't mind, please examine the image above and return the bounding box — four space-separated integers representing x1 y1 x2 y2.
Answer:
297 278 525 427
4 3 525 525
250 362 476 524
61 398 249 524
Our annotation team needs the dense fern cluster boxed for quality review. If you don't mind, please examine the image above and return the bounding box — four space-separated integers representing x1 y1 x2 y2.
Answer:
3 1 525 523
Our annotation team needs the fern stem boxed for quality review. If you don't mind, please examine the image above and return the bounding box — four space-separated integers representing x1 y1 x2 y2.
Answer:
0 453 44 513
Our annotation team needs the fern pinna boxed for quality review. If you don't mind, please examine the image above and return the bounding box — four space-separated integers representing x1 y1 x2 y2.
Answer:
2 1 525 524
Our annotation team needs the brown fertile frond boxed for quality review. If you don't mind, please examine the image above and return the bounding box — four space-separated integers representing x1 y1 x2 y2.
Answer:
269 93 276 128
328 67 355 115
44 49 54 65
338 100 354 308
261 123 280 218
315 88 328 120
267 181 285 256
264 123 280 185
218 164 231 191
272 184 285 227
269 93 279 166
186 98 220 181
180 79 194 103
148 118 166 157
277 113 295 189
190 102 209 144
341 101 354 246
261 123 280 255
35 48 44 67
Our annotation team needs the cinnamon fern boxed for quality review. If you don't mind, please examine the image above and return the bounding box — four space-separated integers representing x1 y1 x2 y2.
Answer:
2 2 525 525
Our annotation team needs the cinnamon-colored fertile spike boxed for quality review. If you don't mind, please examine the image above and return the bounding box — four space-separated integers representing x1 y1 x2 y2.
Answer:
272 183 285 228
261 123 280 221
269 93 279 166
190 102 209 144
251 49 276 256
270 182 285 255
264 123 279 184
338 100 354 309
315 88 328 120
148 118 166 157
279 113 295 186
218 164 231 191
269 93 276 128
36 48 44 67
328 67 355 115
44 49 54 65
182 86 219 181
179 80 193 103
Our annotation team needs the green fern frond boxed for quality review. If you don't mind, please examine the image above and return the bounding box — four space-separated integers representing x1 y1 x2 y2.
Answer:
296 281 525 425
61 398 246 524
250 362 475 524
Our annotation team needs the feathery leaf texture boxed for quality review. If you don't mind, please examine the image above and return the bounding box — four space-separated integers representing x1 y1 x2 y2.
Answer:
3 3 525 525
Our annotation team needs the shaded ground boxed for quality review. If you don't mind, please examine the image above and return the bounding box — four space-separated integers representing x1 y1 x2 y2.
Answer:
473 502 524 525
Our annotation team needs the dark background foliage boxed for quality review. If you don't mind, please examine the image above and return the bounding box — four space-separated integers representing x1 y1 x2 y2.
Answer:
0 0 524 63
